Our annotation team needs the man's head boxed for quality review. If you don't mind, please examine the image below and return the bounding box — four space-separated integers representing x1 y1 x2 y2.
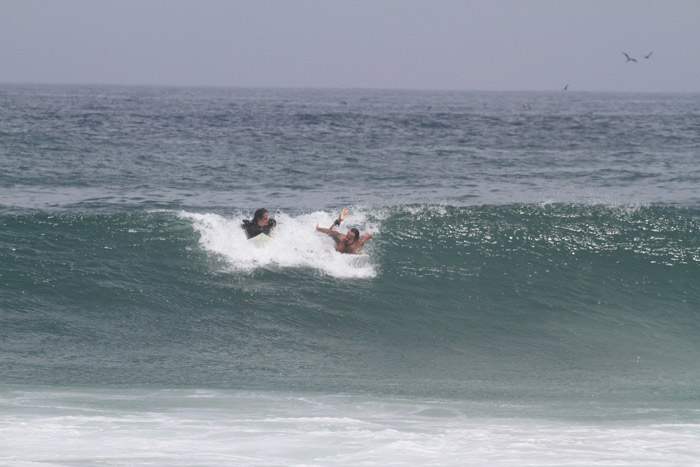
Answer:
346 228 360 243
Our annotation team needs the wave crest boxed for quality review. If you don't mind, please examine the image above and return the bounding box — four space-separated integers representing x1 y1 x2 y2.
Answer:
182 210 377 279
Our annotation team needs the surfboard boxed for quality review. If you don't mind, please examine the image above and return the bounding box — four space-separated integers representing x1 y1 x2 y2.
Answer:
347 253 370 266
248 233 273 247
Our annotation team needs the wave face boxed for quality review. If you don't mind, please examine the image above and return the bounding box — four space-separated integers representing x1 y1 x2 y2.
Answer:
2 86 700 213
2 203 699 401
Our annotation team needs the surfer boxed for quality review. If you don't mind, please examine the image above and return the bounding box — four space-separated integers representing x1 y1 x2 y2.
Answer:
241 208 276 239
316 208 372 254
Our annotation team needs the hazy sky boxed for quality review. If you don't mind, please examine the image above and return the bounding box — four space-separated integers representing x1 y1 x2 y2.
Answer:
2 0 699 92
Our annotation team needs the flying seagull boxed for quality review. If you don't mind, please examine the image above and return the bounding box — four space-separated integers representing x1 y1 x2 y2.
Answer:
644 51 653 59
622 52 637 63
563 84 569 91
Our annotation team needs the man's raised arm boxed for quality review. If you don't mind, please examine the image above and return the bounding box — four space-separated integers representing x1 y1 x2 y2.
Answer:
316 208 348 233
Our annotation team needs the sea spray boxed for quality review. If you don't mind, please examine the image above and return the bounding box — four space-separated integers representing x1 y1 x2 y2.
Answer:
182 210 378 278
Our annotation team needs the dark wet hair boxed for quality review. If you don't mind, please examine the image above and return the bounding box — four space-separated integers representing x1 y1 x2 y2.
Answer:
350 228 360 241
252 208 268 224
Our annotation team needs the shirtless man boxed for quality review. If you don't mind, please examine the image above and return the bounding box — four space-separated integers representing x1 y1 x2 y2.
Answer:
316 208 372 254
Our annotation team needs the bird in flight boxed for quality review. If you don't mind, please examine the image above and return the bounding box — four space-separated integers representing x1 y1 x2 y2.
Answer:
644 51 653 59
622 52 637 62
563 84 569 91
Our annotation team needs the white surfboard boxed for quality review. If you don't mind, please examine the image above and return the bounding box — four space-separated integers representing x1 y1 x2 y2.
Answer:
248 233 273 247
347 253 370 266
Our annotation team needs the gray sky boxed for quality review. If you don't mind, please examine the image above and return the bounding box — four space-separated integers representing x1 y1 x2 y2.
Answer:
2 0 698 92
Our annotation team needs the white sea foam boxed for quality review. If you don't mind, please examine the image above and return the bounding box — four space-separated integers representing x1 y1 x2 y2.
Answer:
1 389 699 467
181 210 377 279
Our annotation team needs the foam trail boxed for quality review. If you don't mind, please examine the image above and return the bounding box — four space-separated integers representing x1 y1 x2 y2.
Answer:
3 389 700 467
181 210 377 279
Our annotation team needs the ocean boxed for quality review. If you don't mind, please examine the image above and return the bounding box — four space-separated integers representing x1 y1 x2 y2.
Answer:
1 84 699 465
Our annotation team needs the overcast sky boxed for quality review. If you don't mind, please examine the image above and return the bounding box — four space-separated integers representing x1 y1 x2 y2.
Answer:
2 0 698 92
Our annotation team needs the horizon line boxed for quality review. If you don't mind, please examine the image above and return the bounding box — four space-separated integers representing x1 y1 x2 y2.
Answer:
1 80 698 95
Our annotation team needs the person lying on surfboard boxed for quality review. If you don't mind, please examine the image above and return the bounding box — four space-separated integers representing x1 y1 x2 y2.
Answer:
241 208 276 239
316 208 372 254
